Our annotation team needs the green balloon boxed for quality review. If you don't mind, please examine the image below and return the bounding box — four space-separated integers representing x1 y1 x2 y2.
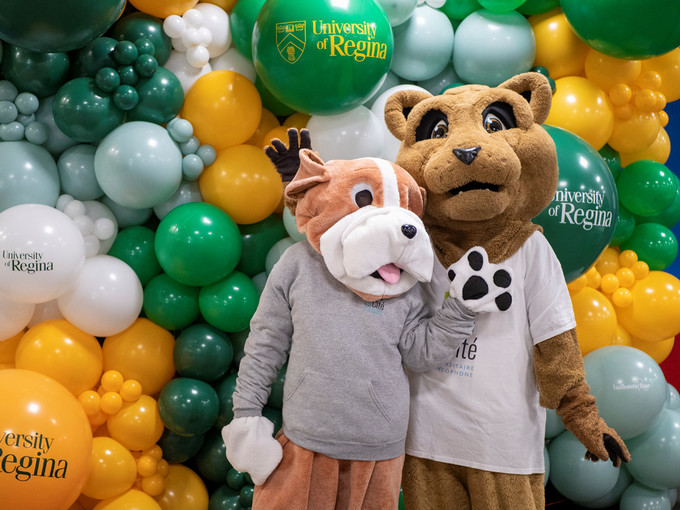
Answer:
109 11 173 66
108 225 162 286
52 77 125 142
637 176 680 229
0 0 125 52
616 160 677 218
209 484 244 510
155 202 242 287
214 372 238 429
158 377 220 437
621 222 678 271
439 0 482 20
561 0 680 59
239 486 254 507
609 204 636 247
74 37 119 77
517 0 558 15
533 125 618 283
598 144 621 180
254 76 296 117
236 214 288 277
143 272 200 331
199 271 260 333
1 44 70 98
127 66 184 124
267 364 287 410
477 0 526 13
262 405 282 433
230 0 267 61
229 329 249 366
253 0 393 115
157 427 206 463
195 429 231 484
174 323 234 382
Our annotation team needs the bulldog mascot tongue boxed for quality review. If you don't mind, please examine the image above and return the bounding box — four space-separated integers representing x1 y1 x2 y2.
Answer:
222 129 513 510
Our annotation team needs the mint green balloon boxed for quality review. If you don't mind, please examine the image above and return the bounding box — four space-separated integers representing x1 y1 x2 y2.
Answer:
57 144 103 200
619 483 671 510
575 468 632 509
453 9 535 86
0 141 60 211
253 0 393 114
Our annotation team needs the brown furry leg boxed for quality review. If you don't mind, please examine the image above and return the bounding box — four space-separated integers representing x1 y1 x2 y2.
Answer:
401 455 471 510
467 468 544 510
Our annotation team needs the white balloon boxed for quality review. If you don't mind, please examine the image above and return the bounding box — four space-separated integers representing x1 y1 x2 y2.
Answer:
210 48 256 82
306 106 384 161
83 200 118 254
370 84 430 161
186 45 211 68
163 15 186 39
27 298 63 328
164 50 213 94
0 293 34 340
195 3 232 58
0 204 85 304
57 255 143 337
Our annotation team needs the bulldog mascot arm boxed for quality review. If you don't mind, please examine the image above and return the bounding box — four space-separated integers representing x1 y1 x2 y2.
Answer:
221 130 511 509
383 72 629 509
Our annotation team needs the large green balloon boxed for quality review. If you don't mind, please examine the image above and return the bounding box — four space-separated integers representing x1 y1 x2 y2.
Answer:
621 222 678 271
199 271 259 333
1 45 70 98
157 427 205 463
560 0 680 59
253 0 393 115
154 202 242 287
142 272 200 331
174 323 233 382
108 225 162 286
230 0 267 61
0 0 125 52
214 372 238 429
236 214 288 277
533 125 618 283
195 429 231 484
158 377 220 437
127 67 184 124
616 159 676 218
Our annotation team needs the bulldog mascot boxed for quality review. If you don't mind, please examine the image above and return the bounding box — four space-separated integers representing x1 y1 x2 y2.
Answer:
222 130 513 509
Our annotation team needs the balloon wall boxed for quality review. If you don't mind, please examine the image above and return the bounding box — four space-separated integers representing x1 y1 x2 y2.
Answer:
0 0 679 509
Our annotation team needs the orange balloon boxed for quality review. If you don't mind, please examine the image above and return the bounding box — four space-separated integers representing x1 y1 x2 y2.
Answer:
607 108 661 154
199 144 283 224
106 395 164 451
154 464 209 510
82 437 137 500
619 126 671 166
93 489 161 510
246 108 281 149
529 8 590 79
584 49 641 92
0 329 23 366
570 287 618 356
127 0 198 18
15 319 103 396
181 70 262 150
546 76 614 150
615 271 680 342
102 318 175 396
0 369 93 510
631 335 675 364
640 48 680 102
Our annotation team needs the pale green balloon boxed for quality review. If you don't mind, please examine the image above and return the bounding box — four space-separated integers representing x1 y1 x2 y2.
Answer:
57 144 104 201
619 482 671 510
376 0 418 26
282 207 306 242
265 237 297 274
544 408 565 439
100 195 153 228
452 9 535 86
0 140 60 211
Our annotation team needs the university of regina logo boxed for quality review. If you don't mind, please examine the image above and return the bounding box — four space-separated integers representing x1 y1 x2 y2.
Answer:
276 21 306 63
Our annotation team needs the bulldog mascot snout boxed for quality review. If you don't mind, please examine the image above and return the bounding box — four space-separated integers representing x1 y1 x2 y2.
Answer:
222 129 512 510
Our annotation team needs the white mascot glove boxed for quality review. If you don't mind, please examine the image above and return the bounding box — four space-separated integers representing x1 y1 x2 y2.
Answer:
222 416 283 486
447 246 514 313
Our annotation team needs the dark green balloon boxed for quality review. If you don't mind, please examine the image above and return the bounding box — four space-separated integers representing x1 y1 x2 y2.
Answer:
199 271 260 333
598 144 621 180
1 44 70 98
0 0 125 52
533 125 618 283
230 0 267 61
143 273 200 331
75 37 119 77
52 77 125 142
267 364 286 410
157 427 206 463
610 204 636 247
174 323 233 382
262 405 282 434
209 484 245 510
254 76 296 117
227 468 249 490
439 0 482 20
109 11 173 65
237 214 288 277
561 0 680 59
239 486 254 507
616 159 677 218
229 329 249 366
636 175 680 229
127 66 184 124
108 225 162 286
621 222 678 271
195 428 231 484
158 377 220 437
214 372 238 429
517 0 559 15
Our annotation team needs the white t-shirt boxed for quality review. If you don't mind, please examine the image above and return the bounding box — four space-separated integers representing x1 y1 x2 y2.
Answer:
405 231 577 474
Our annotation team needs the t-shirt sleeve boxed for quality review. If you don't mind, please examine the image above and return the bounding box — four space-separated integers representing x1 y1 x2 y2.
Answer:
524 233 577 345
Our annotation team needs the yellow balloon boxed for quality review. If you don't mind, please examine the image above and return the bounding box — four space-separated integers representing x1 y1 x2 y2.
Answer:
93 489 162 510
181 70 262 150
127 0 198 18
619 126 671 166
102 318 175 396
546 76 614 150
584 49 641 92
640 48 680 102
199 144 283 224
0 329 23 366
15 320 103 396
529 9 590 79
264 126 294 149
612 324 633 347
570 287 618 356
82 437 137 500
201 0 237 11
106 395 164 452
283 112 311 130
615 271 680 342
631 335 675 364
594 247 621 276
607 108 661 154
246 108 280 149
0 369 92 510
154 464 209 510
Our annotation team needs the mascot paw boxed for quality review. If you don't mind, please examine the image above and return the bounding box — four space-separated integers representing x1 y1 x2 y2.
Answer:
447 247 513 313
